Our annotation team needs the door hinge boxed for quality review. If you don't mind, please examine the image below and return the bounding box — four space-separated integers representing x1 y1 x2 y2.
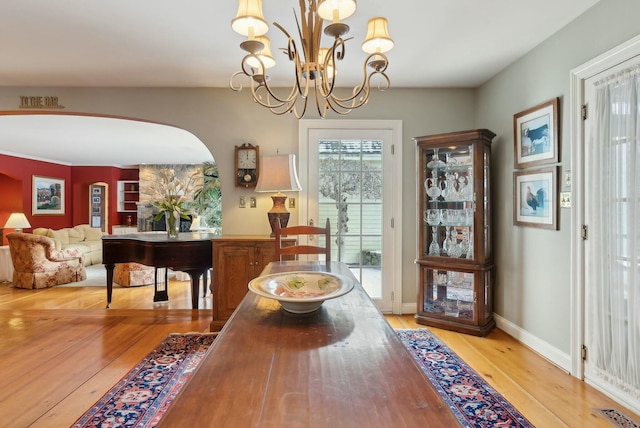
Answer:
391 144 395 155
581 225 588 240
582 344 588 361
391 217 395 228
391 291 395 302
582 104 588 120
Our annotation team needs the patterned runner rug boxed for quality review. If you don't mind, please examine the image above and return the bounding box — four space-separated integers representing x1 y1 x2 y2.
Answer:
73 333 216 428
398 328 534 427
75 329 532 427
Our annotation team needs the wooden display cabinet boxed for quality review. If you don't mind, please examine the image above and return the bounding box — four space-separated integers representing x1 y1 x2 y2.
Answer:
414 129 496 336
211 236 295 331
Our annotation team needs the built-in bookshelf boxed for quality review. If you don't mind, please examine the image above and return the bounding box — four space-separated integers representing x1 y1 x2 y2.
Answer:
117 180 139 212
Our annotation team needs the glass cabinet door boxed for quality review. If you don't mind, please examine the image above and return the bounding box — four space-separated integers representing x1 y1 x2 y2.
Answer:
421 267 476 322
421 144 475 261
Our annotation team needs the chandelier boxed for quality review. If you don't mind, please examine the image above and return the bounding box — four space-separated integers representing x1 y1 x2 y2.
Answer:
230 0 394 118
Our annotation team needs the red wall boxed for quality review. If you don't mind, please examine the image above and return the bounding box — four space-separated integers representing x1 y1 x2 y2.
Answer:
0 154 138 239
71 166 138 228
0 173 23 245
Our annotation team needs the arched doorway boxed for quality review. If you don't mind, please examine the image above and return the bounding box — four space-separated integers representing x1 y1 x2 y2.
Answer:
0 111 220 232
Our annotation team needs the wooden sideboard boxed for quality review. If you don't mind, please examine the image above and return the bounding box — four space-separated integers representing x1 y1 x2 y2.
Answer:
211 236 294 331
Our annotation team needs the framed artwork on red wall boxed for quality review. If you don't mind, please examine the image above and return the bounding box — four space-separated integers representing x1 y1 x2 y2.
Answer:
32 175 65 215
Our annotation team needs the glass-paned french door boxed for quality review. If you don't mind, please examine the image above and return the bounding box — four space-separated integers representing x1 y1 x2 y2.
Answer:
299 120 402 313
317 138 383 298
583 55 640 413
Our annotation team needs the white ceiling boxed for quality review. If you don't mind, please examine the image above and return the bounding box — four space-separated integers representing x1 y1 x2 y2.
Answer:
0 0 600 166
0 114 213 167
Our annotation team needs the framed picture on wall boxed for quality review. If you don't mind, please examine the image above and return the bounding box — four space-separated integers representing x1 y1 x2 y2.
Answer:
513 98 559 168
32 176 65 215
513 166 558 230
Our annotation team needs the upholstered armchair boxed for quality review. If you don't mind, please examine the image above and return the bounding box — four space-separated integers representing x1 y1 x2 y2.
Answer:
7 232 86 289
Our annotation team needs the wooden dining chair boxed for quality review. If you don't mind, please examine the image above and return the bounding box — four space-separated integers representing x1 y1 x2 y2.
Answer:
275 218 331 262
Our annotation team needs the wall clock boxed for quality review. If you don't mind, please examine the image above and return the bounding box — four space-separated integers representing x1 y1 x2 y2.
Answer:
235 143 259 188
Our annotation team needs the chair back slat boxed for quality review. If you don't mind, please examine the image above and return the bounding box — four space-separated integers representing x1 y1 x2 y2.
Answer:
275 218 331 262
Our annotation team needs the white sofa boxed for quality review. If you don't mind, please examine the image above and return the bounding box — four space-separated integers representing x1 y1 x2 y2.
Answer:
32 224 106 266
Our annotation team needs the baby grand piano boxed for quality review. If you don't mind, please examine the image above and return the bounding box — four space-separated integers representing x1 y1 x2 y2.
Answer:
102 232 218 309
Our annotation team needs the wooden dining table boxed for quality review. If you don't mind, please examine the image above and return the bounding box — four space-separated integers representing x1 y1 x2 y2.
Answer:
158 261 459 427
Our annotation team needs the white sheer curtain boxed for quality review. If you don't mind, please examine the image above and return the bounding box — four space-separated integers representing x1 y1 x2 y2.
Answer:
587 65 640 402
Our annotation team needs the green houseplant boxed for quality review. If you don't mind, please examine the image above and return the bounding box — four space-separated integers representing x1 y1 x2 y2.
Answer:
188 162 222 230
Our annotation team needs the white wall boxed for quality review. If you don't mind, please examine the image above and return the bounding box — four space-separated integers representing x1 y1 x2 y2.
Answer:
0 86 476 307
477 0 640 356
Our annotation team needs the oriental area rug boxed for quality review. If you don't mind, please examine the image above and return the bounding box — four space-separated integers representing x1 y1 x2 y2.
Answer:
398 328 534 427
74 329 533 428
72 333 216 428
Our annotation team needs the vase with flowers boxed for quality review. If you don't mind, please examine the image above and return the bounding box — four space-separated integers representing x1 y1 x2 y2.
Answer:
150 169 199 239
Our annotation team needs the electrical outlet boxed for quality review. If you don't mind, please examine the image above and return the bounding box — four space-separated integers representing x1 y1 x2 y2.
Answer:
239 197 246 208
564 170 571 188
289 198 296 209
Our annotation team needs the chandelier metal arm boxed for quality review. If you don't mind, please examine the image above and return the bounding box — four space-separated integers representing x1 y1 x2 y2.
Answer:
319 52 390 105
247 60 311 117
254 85 304 116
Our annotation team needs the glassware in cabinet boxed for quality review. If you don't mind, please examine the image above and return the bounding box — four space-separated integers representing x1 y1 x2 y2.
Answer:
414 129 495 336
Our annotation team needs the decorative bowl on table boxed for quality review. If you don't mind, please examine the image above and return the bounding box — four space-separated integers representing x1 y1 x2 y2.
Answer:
248 271 355 314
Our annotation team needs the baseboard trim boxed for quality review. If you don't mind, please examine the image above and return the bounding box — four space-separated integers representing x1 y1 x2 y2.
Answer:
399 306 572 373
401 303 415 314
494 313 571 373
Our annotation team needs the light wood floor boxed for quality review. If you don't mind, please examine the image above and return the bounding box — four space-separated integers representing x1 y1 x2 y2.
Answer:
0 275 637 428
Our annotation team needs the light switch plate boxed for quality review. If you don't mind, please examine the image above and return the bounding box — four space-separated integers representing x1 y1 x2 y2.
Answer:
250 197 256 208
239 197 246 208
564 170 571 188
289 198 296 209
560 191 571 208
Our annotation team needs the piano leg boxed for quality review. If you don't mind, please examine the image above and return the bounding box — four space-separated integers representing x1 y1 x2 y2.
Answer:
105 263 115 308
154 267 169 302
202 270 208 297
183 269 203 309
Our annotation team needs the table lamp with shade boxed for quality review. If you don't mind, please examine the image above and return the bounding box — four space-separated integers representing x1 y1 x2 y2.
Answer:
255 154 302 236
4 213 31 233
2 212 32 244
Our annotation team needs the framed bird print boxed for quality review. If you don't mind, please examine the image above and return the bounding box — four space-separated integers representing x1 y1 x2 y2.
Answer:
513 166 558 230
513 98 559 168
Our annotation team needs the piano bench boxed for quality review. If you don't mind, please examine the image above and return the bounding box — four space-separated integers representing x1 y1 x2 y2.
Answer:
114 263 155 287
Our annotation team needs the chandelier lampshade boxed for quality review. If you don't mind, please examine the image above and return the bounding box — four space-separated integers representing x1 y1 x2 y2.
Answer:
232 0 269 39
230 0 393 118
362 17 394 54
317 0 357 22
245 36 276 71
